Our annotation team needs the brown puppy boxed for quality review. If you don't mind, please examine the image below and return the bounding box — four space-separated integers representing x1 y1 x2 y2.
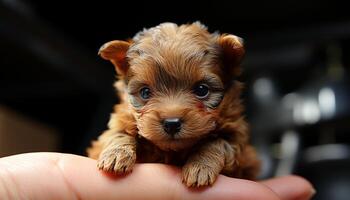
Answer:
88 22 260 187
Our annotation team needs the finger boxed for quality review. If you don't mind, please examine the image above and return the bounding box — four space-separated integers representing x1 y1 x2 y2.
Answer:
0 153 280 200
59 153 280 200
261 175 316 200
0 153 79 199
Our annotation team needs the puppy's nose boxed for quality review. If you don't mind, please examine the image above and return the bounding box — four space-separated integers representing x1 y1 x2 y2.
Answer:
163 118 182 135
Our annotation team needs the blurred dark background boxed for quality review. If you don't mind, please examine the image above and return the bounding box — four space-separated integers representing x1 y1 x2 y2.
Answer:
1 0 349 199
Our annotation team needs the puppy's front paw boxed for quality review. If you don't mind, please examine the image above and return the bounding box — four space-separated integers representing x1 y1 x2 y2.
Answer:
97 146 136 174
182 162 219 187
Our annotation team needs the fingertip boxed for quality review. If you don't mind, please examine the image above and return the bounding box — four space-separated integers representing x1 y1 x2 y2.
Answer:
262 175 315 200
287 175 316 200
179 176 280 200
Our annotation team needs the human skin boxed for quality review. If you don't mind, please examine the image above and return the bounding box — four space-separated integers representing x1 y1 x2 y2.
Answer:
0 153 315 200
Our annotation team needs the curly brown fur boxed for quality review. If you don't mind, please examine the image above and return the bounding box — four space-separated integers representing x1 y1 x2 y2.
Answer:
87 22 260 187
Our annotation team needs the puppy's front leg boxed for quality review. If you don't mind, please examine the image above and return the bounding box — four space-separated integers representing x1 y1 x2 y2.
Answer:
95 130 137 174
182 138 236 187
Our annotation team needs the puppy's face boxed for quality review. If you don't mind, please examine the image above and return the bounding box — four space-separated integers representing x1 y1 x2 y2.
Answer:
127 48 222 151
99 22 244 151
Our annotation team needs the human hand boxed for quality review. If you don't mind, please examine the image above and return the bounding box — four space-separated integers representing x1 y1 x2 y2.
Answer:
0 153 315 200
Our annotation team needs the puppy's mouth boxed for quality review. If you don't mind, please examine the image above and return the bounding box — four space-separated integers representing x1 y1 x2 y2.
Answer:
152 137 199 151
136 109 217 151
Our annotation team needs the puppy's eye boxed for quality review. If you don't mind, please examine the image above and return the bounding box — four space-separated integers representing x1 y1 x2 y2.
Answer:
140 87 151 100
193 84 210 99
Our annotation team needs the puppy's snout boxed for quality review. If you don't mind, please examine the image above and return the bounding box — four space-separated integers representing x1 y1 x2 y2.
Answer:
163 118 182 135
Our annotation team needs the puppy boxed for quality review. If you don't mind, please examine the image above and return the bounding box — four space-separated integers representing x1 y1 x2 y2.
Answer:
88 22 260 187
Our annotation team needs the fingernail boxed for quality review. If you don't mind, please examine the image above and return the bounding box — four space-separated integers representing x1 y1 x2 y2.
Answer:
308 187 316 199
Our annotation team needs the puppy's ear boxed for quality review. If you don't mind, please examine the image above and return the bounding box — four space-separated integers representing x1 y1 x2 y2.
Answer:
217 34 245 76
98 40 131 76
